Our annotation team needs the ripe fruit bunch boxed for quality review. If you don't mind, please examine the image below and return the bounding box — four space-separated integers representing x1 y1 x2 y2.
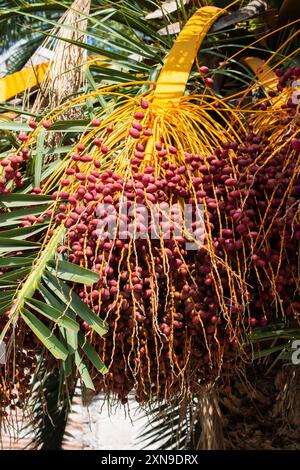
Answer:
1 67 299 406
62 160 243 403
0 150 28 193
0 83 240 409
52 71 300 401
51 92 245 402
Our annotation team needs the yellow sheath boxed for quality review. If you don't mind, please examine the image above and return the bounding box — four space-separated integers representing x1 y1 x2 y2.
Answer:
242 56 287 108
153 6 223 105
0 55 108 103
242 57 278 91
0 62 48 103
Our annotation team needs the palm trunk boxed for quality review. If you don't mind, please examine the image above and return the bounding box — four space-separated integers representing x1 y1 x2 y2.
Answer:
33 0 90 113
30 0 91 160
197 386 224 450
274 365 300 427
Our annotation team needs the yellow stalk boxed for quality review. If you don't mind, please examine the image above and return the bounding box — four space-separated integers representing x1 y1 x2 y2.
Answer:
152 6 224 106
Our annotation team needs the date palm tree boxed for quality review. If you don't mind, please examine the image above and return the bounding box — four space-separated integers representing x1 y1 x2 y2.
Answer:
0 0 299 450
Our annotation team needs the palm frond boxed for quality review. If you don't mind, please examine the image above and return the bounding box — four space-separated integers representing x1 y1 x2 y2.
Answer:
0 191 108 412
137 398 202 450
24 366 75 450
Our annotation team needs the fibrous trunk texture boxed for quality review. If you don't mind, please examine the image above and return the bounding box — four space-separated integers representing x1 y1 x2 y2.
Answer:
31 0 91 156
33 0 90 113
198 386 224 450
274 366 300 427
